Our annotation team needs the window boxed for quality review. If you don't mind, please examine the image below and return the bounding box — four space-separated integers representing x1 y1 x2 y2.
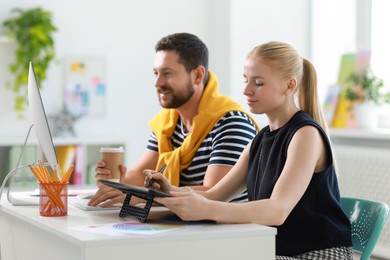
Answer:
371 0 390 90
311 0 356 101
311 0 389 101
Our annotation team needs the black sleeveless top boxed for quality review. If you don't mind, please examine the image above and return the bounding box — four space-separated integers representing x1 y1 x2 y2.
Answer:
247 111 352 256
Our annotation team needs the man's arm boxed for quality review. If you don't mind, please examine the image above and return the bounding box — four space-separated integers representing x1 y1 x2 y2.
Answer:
123 149 159 186
89 149 159 207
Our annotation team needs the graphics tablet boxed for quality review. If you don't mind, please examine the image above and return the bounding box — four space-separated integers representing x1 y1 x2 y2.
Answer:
99 180 171 198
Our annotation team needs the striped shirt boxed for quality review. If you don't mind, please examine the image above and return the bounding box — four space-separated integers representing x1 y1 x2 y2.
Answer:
147 111 258 202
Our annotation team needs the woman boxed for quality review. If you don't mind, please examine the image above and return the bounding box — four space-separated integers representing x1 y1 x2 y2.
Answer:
145 41 353 259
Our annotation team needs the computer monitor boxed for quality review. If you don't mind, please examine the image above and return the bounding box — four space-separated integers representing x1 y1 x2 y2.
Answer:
0 62 59 205
28 62 59 172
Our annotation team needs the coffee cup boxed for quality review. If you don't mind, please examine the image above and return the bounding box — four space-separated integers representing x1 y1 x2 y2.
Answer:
100 147 124 182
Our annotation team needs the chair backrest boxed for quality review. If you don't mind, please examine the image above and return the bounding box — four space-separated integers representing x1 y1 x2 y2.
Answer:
340 197 389 260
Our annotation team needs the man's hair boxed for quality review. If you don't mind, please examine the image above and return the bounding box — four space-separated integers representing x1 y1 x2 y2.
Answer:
155 33 209 83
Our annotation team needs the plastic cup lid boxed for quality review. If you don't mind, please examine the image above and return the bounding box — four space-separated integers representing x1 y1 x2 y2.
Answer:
100 147 124 153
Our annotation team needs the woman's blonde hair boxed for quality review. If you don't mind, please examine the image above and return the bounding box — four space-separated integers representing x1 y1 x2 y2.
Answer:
247 41 329 135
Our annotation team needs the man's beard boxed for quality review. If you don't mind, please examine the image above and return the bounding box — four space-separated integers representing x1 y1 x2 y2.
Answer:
158 80 195 109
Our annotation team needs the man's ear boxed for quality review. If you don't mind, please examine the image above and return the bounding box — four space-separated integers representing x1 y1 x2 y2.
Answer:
193 66 205 85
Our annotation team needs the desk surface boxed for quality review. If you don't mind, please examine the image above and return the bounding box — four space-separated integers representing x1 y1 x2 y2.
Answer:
0 191 277 260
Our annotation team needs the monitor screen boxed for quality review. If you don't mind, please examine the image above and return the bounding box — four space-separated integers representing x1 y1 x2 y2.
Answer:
27 62 58 172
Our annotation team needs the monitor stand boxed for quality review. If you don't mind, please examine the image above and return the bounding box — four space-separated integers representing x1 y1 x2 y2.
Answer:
0 124 46 206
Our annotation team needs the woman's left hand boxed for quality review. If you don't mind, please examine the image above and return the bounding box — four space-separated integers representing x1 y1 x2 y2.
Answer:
154 191 212 221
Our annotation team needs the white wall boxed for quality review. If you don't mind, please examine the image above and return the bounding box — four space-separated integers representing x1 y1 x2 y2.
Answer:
0 0 310 166
229 0 311 126
311 0 356 103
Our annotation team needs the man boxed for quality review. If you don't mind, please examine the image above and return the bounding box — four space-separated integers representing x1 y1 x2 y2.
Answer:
89 33 258 207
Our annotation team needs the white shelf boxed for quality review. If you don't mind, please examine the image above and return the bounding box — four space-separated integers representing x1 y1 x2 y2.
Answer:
330 127 390 149
330 127 390 141
0 137 126 186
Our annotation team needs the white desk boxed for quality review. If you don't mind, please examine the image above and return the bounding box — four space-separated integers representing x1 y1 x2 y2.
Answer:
0 193 276 260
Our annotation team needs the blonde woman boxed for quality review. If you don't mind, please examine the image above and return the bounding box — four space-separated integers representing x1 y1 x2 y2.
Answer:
145 41 353 259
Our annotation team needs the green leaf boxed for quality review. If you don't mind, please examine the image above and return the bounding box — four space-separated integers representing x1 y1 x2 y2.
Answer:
2 7 57 117
341 69 389 105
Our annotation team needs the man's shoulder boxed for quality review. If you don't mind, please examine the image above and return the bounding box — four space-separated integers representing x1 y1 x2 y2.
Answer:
219 111 255 123
214 111 257 131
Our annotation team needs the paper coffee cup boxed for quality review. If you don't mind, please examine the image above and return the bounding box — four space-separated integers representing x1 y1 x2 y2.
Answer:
100 147 124 182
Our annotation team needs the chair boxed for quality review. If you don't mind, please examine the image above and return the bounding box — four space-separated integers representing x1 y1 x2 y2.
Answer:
340 197 389 260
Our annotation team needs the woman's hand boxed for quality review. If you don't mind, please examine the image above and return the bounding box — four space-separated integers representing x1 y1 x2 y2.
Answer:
143 169 172 193
154 191 212 221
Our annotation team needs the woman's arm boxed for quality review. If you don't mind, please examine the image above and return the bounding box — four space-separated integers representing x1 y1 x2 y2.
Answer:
156 125 327 225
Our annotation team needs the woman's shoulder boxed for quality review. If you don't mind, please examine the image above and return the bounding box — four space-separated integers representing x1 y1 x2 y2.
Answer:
287 111 322 132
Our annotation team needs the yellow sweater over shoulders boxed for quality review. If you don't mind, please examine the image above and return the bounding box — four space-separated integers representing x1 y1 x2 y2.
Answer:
149 71 259 186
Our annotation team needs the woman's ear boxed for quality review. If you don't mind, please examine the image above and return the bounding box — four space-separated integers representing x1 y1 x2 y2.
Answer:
285 77 297 95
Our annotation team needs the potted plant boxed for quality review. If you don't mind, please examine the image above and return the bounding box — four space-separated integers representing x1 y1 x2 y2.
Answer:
342 69 389 128
2 7 57 118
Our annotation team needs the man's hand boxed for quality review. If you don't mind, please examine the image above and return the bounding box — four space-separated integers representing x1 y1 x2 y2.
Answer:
87 185 125 207
95 160 127 187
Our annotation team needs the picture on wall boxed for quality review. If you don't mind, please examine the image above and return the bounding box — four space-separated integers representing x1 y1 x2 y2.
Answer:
64 56 107 117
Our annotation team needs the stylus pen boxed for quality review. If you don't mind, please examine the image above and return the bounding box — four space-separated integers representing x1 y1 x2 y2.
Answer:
146 164 167 188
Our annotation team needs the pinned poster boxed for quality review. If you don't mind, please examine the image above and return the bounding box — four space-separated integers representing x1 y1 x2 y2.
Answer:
64 56 107 118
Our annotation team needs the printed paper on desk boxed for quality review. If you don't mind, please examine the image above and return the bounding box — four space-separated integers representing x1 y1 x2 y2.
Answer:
70 222 188 236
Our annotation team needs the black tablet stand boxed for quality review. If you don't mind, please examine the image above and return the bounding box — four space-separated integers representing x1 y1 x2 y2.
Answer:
99 179 170 223
119 191 155 222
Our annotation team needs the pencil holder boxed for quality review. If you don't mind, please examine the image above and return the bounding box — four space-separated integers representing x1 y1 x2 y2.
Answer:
39 182 68 217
